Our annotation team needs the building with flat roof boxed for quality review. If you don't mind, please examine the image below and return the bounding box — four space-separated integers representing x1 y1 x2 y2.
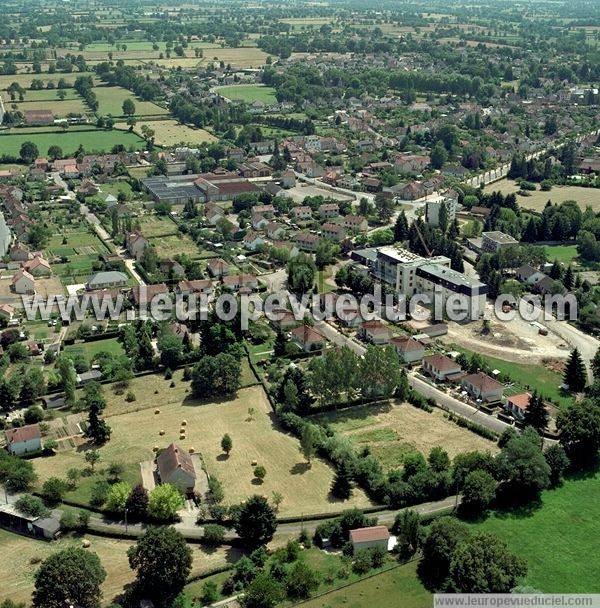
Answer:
481 231 518 253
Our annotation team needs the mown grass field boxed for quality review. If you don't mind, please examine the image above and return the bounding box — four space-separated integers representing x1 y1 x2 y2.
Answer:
0 128 145 156
542 244 580 266
92 86 168 117
314 401 497 472
470 471 600 592
63 337 125 363
0 528 237 606
0 72 97 90
12 88 82 102
32 375 371 517
215 84 277 104
484 178 600 212
12 97 88 117
116 119 217 147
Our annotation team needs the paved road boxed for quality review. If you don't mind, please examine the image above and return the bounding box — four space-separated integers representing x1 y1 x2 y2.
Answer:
86 494 459 542
314 318 512 435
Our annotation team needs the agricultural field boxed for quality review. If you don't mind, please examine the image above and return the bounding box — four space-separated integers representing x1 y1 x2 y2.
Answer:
0 528 238 606
0 72 97 91
11 98 88 117
11 88 82 102
154 47 269 68
215 84 277 105
0 128 146 157
484 178 600 212
92 86 168 117
116 119 217 147
471 471 600 592
32 376 372 517
315 401 498 472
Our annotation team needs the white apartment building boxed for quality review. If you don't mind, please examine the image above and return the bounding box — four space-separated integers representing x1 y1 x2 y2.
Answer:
425 194 458 227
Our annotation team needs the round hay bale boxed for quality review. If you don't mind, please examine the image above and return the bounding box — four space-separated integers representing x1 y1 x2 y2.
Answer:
189 447 195 454
159 430 165 436
81 539 91 548
251 460 258 466
153 445 159 452
181 420 187 426
179 427 185 434
155 409 160 414
179 435 186 440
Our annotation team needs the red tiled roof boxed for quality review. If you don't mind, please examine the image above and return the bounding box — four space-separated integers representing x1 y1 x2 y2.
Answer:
463 372 503 392
391 336 423 352
350 526 390 543
5 423 41 444
157 443 196 481
423 354 460 372
507 392 531 411
291 324 324 344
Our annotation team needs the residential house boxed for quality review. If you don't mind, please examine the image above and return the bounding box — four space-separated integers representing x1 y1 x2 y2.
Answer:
86 271 128 291
156 443 196 494
270 309 299 331
12 269 35 294
505 392 532 421
481 231 518 253
207 258 230 278
391 336 425 364
321 222 346 242
9 243 32 262
461 372 504 403
349 526 390 552
397 182 428 201
176 279 213 297
222 273 258 291
319 203 339 219
516 265 546 285
342 215 368 232
265 222 286 240
131 283 169 306
22 256 51 277
281 170 296 188
5 424 42 456
421 354 462 382
358 320 391 344
291 324 325 352
243 231 266 251
126 231 150 260
394 154 430 173
0 304 16 322
295 232 321 252
291 206 312 221
159 259 186 279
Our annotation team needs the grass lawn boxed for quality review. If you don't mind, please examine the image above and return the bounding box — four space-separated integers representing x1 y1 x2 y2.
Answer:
92 86 168 117
215 84 277 104
116 119 217 147
542 244 579 266
314 401 498 472
470 471 600 592
0 528 237 606
0 128 145 156
454 346 572 408
63 337 125 362
298 559 430 608
14 88 82 102
32 377 371 517
485 179 600 212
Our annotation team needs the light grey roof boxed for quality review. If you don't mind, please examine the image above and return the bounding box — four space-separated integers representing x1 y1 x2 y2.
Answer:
87 271 128 287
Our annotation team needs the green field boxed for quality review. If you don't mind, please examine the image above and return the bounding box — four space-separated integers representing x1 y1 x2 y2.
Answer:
215 84 277 104
298 560 430 608
471 471 600 592
92 86 168 117
542 244 580 266
0 128 146 157
63 337 125 362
